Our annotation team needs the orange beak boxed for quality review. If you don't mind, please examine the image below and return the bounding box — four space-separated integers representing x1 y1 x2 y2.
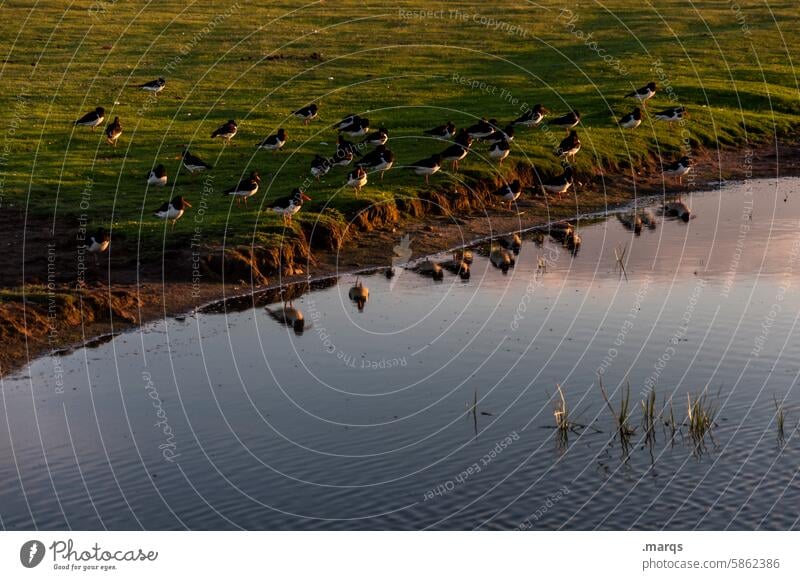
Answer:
184 200 192 208
301 193 311 201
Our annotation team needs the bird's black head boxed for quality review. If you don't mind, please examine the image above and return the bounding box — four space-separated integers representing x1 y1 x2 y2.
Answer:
309 104 318 113
158 77 165 83
679 156 691 166
647 81 657 91
533 103 547 113
96 106 105 115
155 163 165 173
379 127 388 134
172 195 191 209
510 179 521 190
488 118 498 126
446 121 456 131
572 110 580 119
277 128 287 138
227 119 237 126
563 166 575 179
94 227 109 242
375 144 387 152
360 118 370 126
503 125 515 137
292 318 305 334
633 107 642 117
431 153 442 163
570 130 578 137
250 170 260 181
113 116 120 122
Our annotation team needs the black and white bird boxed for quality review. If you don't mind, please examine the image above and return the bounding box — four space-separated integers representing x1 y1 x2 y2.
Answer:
662 156 692 185
211 119 237 144
85 228 110 261
618 107 642 129
485 124 515 145
347 167 368 195
182 148 212 174
74 107 105 130
439 129 472 171
339 117 370 137
332 135 361 166
556 131 581 162
424 121 456 139
466 118 498 140
310 154 331 180
271 188 311 224
224 171 260 206
541 166 574 195
147 164 167 187
512 104 548 127
138 77 166 94
492 179 522 209
334 114 359 131
104 116 122 147
410 154 442 184
293 103 319 125
654 106 687 125
357 144 395 179
362 127 389 146
664 198 692 221
489 139 511 165
257 128 287 152
153 196 191 228
549 110 581 134
625 82 657 106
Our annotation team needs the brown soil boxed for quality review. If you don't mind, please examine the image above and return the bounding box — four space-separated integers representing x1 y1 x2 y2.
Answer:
2 138 799 376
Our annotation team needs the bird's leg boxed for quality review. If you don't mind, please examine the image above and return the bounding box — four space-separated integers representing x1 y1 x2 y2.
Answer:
425 174 429 185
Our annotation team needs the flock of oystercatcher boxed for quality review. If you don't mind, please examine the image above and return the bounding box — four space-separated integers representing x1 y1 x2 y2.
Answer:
73 78 692 260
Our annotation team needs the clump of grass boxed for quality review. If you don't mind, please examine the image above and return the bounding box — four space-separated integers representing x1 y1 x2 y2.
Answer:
663 396 678 439
686 389 717 444
641 388 657 444
774 395 786 442
599 377 636 439
553 384 571 435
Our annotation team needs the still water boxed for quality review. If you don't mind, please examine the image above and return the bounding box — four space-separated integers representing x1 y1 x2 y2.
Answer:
2 178 800 530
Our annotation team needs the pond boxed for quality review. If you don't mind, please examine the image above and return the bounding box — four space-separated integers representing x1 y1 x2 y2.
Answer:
2 178 800 530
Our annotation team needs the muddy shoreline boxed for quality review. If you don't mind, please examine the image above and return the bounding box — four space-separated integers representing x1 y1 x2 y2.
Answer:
2 138 799 377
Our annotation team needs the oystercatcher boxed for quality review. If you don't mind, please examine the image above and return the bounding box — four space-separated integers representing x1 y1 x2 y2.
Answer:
339 117 369 137
556 131 581 162
357 144 395 179
310 154 331 180
362 127 389 146
409 154 441 184
654 106 687 126
211 119 237 144
541 166 574 195
549 110 580 134
512 104 548 127
147 164 167 187
490 245 514 273
139 77 166 94
347 167 368 195
334 113 359 131
293 103 319 125
258 128 287 152
424 121 456 139
492 179 522 209
104 116 122 147
182 148 212 174
662 156 692 185
489 139 511 164
625 82 657 107
74 106 105 131
153 195 191 229
466 118 498 139
439 129 472 171
486 124 515 145
332 135 360 166
618 107 642 129
272 188 311 225
85 228 110 262
224 170 260 206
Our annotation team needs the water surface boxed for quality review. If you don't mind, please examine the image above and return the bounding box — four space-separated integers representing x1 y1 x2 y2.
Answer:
2 178 800 530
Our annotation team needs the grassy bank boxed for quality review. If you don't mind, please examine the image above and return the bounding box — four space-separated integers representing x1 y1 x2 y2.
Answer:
0 0 798 265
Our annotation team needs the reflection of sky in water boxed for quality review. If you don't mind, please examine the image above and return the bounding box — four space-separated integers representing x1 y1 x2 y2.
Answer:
2 179 800 530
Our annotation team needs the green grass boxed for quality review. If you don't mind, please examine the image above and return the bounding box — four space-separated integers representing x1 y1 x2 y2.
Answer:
1 0 798 256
